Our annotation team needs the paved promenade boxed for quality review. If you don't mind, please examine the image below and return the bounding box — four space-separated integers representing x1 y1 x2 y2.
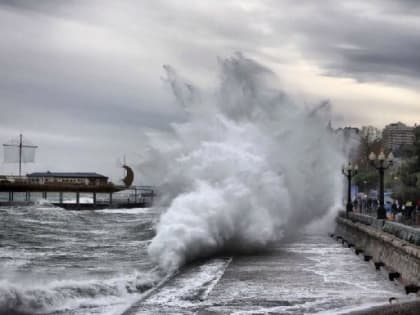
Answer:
126 234 408 314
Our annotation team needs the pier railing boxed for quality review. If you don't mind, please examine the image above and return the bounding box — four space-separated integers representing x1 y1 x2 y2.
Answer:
0 185 156 210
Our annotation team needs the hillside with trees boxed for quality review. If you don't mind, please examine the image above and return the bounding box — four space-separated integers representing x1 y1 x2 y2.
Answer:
352 125 420 202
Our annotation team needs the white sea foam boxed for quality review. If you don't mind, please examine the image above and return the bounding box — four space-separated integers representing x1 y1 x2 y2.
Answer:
144 54 349 272
95 208 153 214
0 272 162 315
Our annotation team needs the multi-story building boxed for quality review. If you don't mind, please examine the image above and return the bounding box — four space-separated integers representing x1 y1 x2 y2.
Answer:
382 122 414 151
335 127 361 139
361 126 382 144
335 127 361 160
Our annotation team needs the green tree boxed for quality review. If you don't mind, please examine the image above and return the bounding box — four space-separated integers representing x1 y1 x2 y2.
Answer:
414 126 420 170
352 166 379 192
356 136 383 168
352 125 420 202
391 158 420 201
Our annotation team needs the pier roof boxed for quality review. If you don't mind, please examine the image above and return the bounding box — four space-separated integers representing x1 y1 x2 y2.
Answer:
27 172 107 178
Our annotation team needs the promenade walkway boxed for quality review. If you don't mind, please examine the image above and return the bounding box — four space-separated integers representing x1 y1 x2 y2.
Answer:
126 234 406 314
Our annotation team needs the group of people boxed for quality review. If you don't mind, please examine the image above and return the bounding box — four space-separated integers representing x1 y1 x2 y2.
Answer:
353 197 420 224
388 200 419 222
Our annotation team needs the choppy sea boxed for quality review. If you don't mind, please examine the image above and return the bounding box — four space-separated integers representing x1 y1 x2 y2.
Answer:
0 205 410 315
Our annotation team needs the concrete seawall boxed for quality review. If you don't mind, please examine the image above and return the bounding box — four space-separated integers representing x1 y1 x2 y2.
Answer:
334 212 420 294
344 300 420 315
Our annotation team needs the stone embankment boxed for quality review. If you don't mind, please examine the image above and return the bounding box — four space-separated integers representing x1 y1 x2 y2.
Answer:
334 212 420 293
345 300 420 315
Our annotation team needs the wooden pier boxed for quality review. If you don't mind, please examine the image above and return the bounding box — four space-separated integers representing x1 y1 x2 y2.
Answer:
0 183 155 210
1 136 150 210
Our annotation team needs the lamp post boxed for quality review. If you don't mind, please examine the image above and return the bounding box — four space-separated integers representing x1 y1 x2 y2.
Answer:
342 162 358 216
369 151 394 220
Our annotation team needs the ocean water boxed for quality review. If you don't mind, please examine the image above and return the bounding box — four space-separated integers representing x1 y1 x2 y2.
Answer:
0 205 409 315
0 205 158 315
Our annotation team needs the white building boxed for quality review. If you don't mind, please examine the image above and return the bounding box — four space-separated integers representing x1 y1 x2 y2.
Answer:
361 126 382 144
335 127 361 160
27 172 108 186
382 122 414 151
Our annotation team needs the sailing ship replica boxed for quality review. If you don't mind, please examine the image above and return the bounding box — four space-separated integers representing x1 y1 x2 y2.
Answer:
0 134 154 209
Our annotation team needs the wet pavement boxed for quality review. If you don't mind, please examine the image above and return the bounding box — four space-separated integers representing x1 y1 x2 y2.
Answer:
128 234 409 314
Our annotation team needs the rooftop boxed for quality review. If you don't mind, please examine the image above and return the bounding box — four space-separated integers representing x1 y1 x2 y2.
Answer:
27 172 108 179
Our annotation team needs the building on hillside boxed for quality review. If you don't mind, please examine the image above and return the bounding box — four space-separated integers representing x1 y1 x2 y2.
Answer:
382 122 414 151
27 172 108 186
335 127 360 138
335 127 361 160
361 126 382 143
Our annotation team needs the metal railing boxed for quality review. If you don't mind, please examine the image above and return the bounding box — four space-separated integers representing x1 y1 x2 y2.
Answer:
0 175 28 183
352 205 420 227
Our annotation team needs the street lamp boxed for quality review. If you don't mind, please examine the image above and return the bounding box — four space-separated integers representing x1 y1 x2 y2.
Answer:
369 151 394 220
342 162 358 216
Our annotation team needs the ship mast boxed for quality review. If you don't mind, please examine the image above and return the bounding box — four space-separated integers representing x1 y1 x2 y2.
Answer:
19 134 22 176
3 134 38 177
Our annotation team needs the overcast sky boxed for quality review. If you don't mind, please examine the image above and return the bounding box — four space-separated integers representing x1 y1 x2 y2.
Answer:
1 0 420 181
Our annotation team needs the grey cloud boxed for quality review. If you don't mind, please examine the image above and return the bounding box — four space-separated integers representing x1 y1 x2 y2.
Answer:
0 2 187 178
148 0 420 86
1 0 420 177
265 1 420 85
2 0 420 88
0 0 77 17
379 0 420 14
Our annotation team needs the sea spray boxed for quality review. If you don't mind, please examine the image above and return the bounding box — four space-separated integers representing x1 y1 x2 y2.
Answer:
144 54 347 272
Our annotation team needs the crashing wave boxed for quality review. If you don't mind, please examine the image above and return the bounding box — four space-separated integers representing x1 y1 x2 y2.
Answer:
143 54 348 272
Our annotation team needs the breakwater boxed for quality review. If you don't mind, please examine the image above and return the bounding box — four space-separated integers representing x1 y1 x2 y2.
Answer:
334 211 420 295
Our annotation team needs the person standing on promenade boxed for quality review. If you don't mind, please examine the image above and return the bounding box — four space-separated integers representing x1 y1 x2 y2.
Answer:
391 201 398 220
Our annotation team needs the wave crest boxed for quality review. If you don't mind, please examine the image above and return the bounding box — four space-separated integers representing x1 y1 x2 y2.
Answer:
144 54 347 272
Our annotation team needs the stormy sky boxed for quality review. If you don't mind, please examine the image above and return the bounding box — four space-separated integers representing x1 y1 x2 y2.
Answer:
1 0 420 181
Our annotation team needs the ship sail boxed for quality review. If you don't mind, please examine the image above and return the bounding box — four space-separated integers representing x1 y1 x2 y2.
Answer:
3 134 37 176
122 165 134 187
